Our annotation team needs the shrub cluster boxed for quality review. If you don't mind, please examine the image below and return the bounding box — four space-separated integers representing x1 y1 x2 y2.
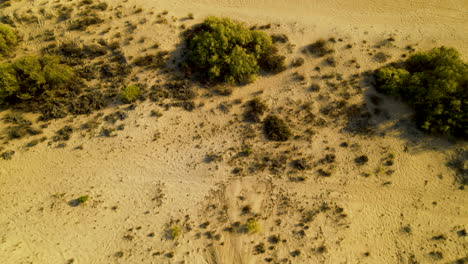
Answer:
0 55 74 105
0 23 18 56
374 46 467 138
184 17 285 84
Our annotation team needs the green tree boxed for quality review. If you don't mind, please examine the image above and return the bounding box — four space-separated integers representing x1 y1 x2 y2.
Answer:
185 17 285 84
374 46 467 138
0 23 18 56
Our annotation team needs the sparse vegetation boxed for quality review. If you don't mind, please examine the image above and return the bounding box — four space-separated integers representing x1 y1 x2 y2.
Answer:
0 23 18 56
263 115 292 141
374 46 467 138
184 17 285 84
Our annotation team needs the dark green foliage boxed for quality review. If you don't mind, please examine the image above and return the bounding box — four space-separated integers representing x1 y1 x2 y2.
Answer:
0 55 74 105
184 17 285 84
120 84 140 104
374 46 467 137
0 23 18 56
69 13 104 30
271 34 289 44
133 51 167 69
6 124 42 140
0 150 15 160
447 149 468 185
244 98 267 122
304 39 334 57
53 125 74 141
104 110 128 124
263 115 292 141
291 58 305 67
354 155 369 165
259 46 286 73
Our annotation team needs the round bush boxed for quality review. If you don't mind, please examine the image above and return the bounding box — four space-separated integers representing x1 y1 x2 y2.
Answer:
374 46 467 138
0 23 18 56
120 84 140 104
263 114 292 141
184 17 285 84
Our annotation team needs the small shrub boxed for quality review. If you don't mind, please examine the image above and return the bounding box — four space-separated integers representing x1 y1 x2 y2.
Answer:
0 150 15 160
120 84 140 104
245 218 260 233
69 13 104 30
374 46 467 137
244 98 267 122
169 225 181 239
53 125 74 141
263 114 292 141
77 195 89 204
291 57 304 67
0 23 17 56
184 17 285 84
304 39 334 57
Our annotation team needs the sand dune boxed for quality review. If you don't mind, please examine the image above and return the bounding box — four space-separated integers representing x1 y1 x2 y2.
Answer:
0 0 467 263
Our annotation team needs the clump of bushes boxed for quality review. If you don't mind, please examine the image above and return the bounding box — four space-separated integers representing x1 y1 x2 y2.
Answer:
184 17 286 84
0 23 17 56
263 114 292 141
0 55 74 105
120 84 140 104
374 46 467 138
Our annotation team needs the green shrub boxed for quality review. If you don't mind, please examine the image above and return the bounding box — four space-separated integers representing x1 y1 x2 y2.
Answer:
120 84 140 104
0 62 19 104
0 23 18 56
263 114 292 141
245 218 261 233
184 17 285 84
0 55 74 103
374 46 467 138
168 225 181 239
244 98 267 122
77 195 89 204
304 39 334 57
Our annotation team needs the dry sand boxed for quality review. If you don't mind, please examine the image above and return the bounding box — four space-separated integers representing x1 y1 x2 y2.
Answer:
0 0 467 263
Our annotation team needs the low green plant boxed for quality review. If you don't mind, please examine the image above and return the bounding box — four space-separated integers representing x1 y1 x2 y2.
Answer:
374 46 467 138
245 218 260 233
120 84 140 104
77 195 89 204
263 114 292 141
184 16 285 84
169 225 181 239
0 23 18 56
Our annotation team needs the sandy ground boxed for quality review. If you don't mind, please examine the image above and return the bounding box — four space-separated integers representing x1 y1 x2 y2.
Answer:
0 0 467 263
